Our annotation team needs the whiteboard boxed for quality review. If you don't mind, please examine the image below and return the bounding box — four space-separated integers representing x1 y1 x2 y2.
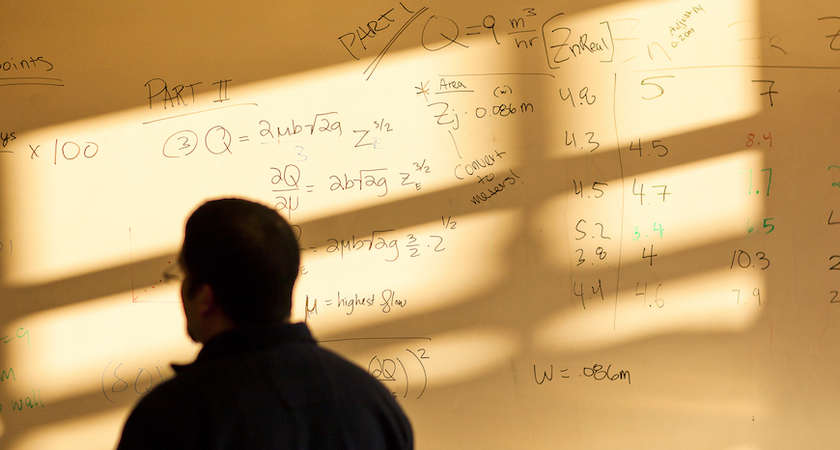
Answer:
1 0 840 448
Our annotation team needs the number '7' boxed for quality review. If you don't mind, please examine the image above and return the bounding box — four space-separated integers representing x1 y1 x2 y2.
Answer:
641 75 675 100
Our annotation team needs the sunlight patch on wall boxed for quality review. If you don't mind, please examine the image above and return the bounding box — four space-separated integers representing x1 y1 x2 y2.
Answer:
621 149 767 255
294 209 522 335
6 291 196 403
422 327 518 386
533 267 765 352
330 327 519 390
535 149 765 270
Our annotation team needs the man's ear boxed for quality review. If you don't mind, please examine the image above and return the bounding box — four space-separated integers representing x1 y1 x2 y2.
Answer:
193 284 217 316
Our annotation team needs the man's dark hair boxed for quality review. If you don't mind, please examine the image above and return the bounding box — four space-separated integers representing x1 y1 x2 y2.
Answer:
180 198 300 324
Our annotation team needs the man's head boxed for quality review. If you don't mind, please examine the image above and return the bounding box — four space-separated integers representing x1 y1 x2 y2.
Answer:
178 198 300 342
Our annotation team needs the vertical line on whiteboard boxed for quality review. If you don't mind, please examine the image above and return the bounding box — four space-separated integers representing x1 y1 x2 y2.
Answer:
128 227 137 303
612 72 625 330
448 130 462 159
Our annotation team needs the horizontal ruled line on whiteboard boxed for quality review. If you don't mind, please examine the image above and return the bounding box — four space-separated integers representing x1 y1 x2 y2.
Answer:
319 336 432 343
142 102 259 125
0 76 65 87
0 82 64 87
438 72 556 78
0 76 64 81
639 64 840 72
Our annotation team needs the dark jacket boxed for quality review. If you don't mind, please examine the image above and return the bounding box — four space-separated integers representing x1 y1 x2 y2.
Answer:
117 322 413 450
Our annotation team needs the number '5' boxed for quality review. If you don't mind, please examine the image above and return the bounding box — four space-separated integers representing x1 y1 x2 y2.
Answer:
640 75 675 100
762 217 775 233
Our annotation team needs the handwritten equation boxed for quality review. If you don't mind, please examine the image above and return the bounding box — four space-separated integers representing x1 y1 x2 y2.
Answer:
532 362 631 385
298 217 456 264
304 288 407 320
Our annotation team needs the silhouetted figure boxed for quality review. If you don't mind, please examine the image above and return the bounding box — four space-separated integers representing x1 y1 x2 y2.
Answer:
117 198 413 450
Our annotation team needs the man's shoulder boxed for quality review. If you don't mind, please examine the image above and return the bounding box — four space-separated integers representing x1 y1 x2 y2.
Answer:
121 340 413 450
163 339 385 397
116 372 200 450
128 369 195 417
